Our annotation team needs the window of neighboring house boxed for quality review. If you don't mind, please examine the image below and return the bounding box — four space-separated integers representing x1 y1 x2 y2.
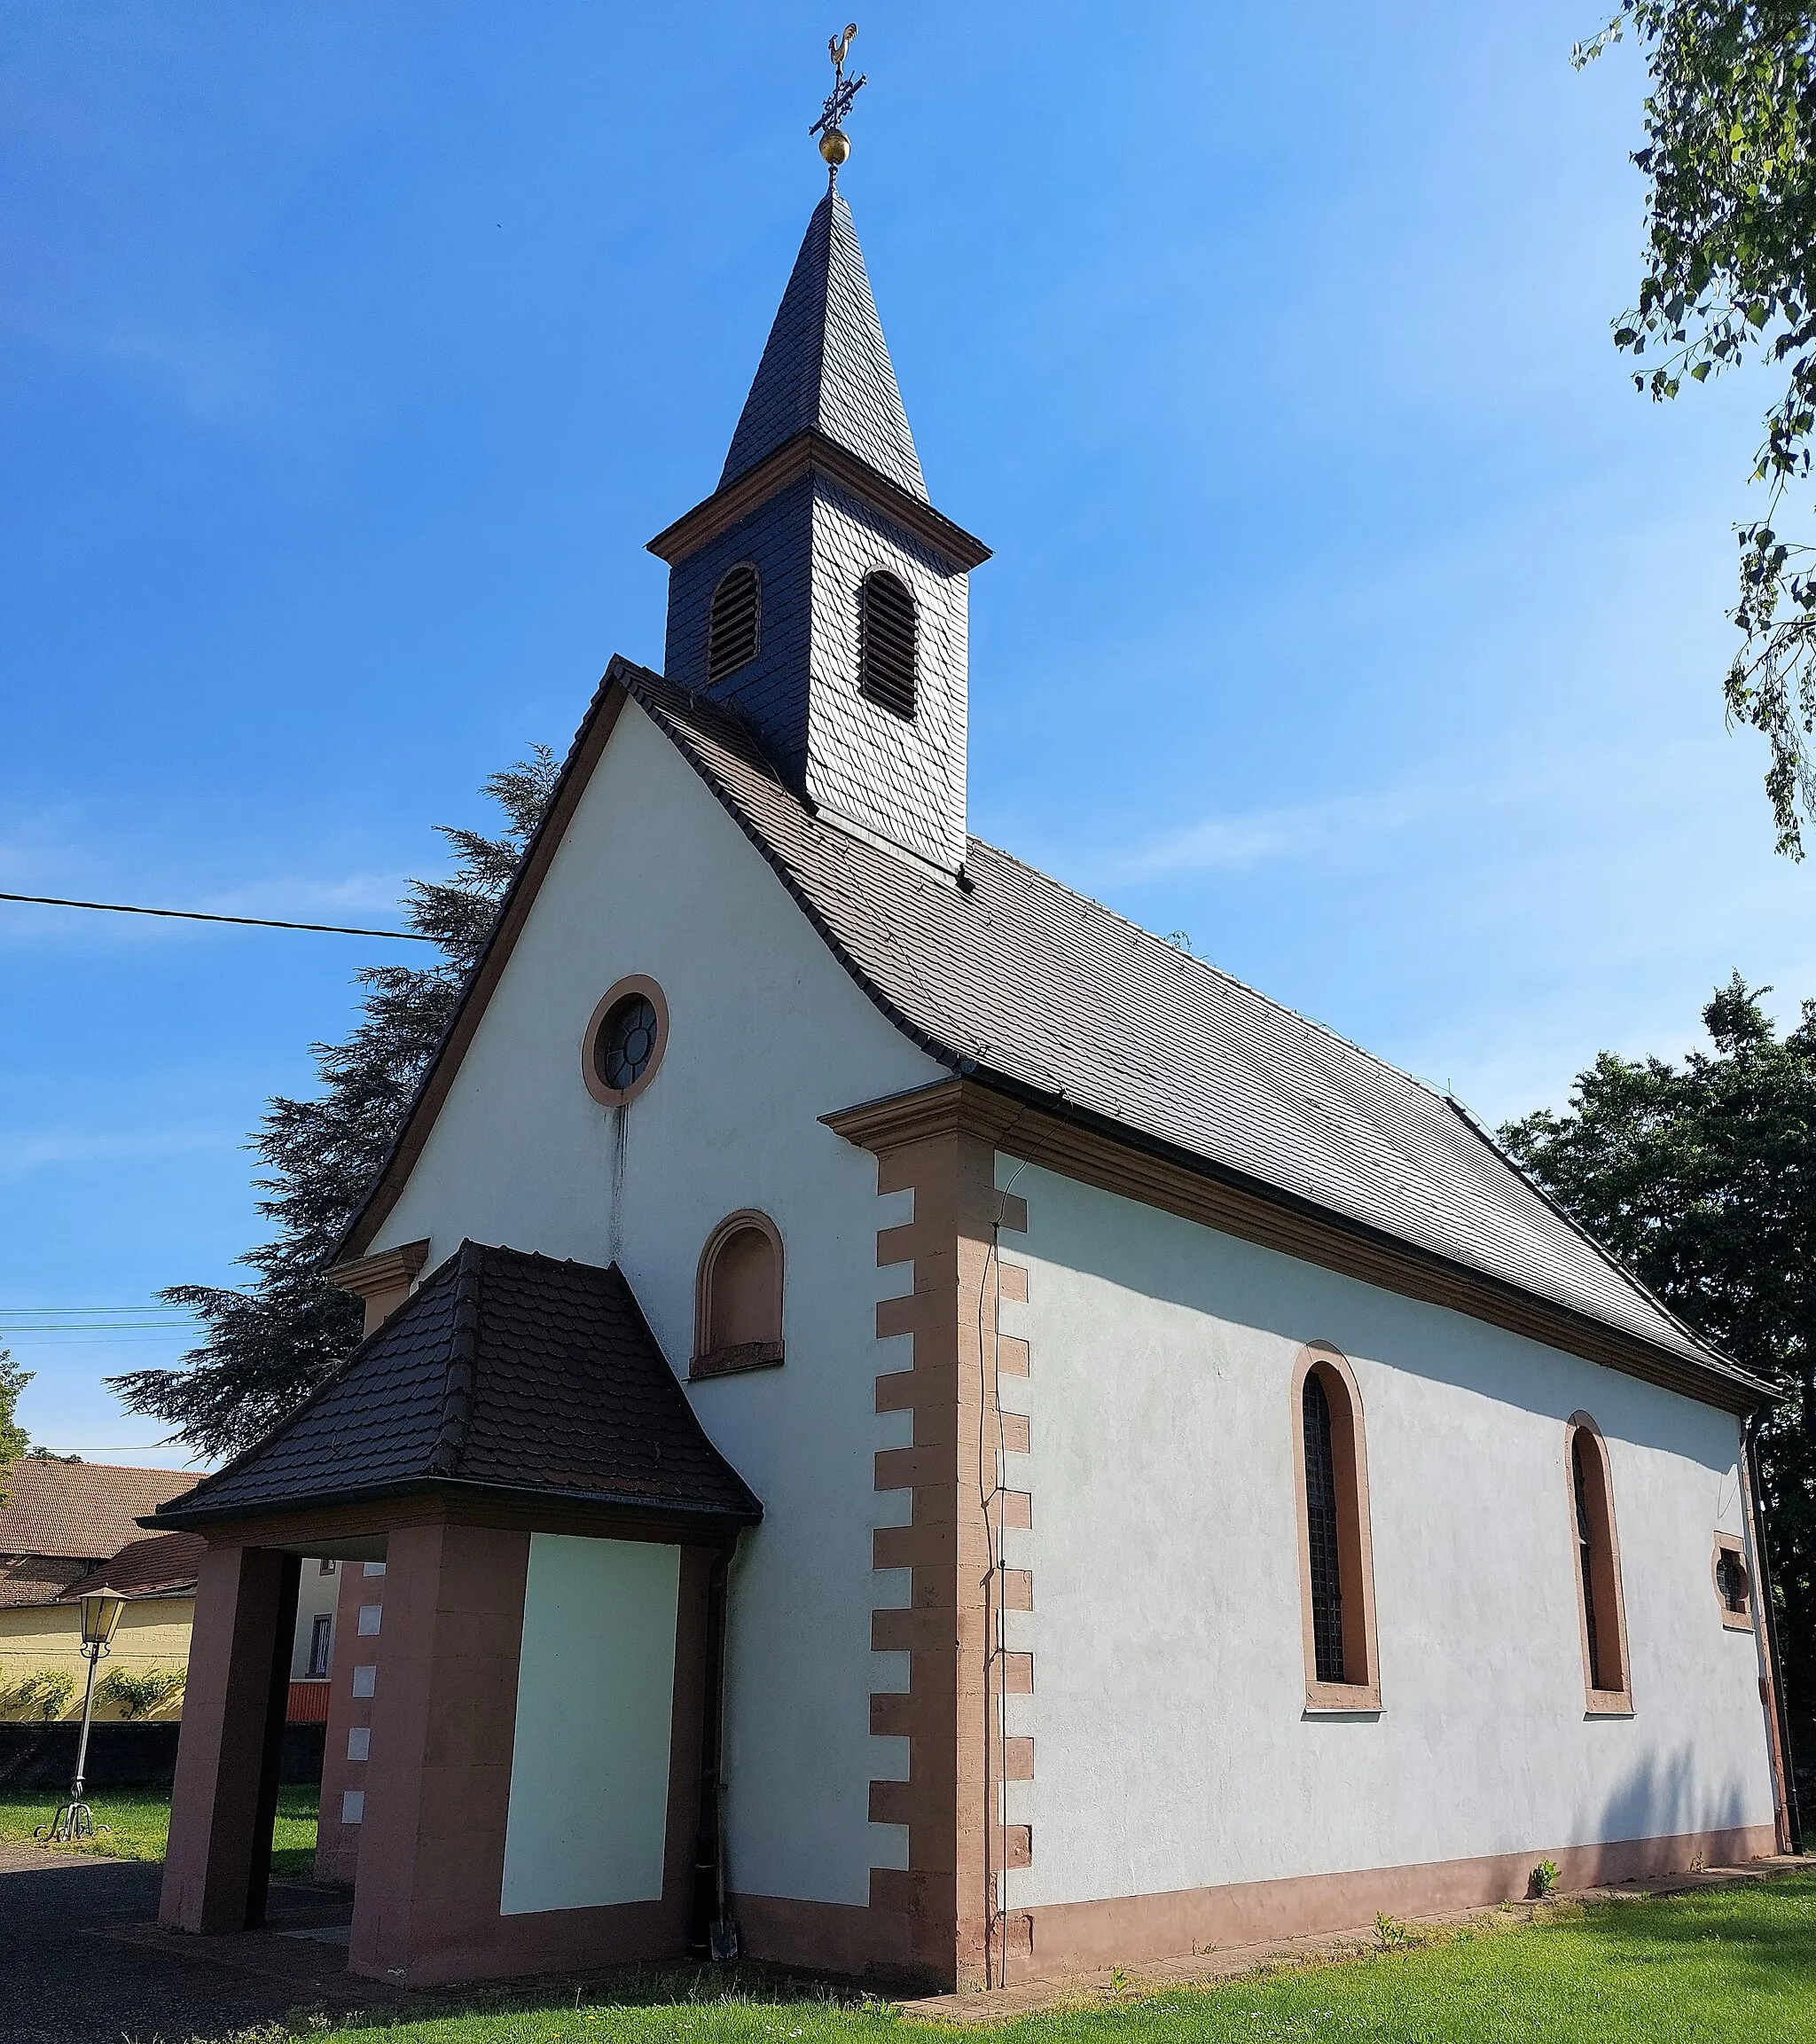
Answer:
708 563 761 684
692 1210 785 1381
1567 1414 1632 1711
317 1558 336 1575
858 570 918 719
1292 1345 1382 1711
1714 1533 1754 1631
307 1613 333 1680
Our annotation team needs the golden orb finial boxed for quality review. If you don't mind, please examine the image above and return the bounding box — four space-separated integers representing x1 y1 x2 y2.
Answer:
819 128 852 168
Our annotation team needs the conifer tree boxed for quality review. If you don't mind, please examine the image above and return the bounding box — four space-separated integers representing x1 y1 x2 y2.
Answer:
110 748 560 1459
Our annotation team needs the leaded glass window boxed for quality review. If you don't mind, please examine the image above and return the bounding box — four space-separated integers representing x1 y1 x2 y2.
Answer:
1572 1432 1605 1688
1303 1369 1346 1686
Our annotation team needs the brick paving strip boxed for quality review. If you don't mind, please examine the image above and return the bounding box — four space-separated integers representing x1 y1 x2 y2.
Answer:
895 1857 1812 2024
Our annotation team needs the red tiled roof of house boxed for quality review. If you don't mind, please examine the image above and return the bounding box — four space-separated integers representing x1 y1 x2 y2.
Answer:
59 1531 206 1602
0 1459 199 1562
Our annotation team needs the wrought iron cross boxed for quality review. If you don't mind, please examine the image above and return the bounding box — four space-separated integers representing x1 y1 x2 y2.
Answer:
810 22 865 178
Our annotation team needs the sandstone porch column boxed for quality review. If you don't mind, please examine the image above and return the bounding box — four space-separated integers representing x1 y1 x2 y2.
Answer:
160 1546 301 1932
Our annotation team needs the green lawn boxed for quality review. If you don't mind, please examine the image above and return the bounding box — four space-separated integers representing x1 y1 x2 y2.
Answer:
0 1783 318 1877
237 1872 1816 2043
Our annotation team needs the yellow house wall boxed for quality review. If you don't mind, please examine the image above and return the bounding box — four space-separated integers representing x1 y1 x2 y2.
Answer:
0 1596 194 1720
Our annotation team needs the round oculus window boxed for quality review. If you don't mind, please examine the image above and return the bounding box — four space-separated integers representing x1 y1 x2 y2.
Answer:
582 976 669 1105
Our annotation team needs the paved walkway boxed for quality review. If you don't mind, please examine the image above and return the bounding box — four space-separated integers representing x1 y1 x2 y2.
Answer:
896 1856 1812 2024
0 1843 394 2044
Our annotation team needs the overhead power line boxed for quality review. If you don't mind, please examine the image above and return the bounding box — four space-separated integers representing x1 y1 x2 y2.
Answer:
0 891 436 941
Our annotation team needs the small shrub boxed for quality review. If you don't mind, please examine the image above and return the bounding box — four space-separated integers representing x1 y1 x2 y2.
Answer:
1107 1964 1130 1993
1374 1910 1412 1951
98 1665 186 1720
1531 1858 1561 1898
10 1669 75 1720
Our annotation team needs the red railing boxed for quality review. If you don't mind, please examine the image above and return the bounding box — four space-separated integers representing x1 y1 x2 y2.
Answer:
286 1679 331 1723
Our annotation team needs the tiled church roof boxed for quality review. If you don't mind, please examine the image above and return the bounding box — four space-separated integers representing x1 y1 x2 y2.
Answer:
145 1244 761 1531
614 664 1763 1401
718 189 927 501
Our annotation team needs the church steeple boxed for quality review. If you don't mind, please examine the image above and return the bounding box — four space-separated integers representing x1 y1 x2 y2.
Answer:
719 189 926 502
647 113 988 879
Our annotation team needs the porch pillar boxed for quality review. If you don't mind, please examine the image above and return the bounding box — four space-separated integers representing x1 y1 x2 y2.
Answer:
160 1546 301 1932
348 1522 530 1985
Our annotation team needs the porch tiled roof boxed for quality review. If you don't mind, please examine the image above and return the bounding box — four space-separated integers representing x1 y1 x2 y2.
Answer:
143 1244 761 1531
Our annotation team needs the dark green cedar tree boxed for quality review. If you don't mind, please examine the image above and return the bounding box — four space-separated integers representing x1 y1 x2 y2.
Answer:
110 748 560 1461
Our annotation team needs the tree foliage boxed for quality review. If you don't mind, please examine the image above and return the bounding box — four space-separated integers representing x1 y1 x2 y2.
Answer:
1580 3 1816 853
0 1351 29 1509
1502 975 1816 1778
110 748 560 1460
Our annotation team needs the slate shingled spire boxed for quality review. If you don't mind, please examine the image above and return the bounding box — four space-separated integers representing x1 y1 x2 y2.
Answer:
650 184 989 878
720 190 927 501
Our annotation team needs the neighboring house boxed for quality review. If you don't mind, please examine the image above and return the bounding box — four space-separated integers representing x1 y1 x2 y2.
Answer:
0 1459 342 1720
145 166 1791 1996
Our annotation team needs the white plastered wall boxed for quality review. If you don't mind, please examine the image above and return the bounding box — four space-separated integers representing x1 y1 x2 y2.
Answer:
365 696 942 1907
996 1156 1776 1910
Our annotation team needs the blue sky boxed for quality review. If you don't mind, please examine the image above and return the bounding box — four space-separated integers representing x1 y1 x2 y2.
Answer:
3 3 1810 1466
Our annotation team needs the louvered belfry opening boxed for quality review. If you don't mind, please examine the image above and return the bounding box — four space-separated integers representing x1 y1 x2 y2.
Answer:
858 570 917 719
708 563 761 684
1302 1370 1347 1685
1717 1547 1749 1615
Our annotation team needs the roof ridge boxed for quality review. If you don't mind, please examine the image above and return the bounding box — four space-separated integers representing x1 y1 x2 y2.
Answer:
964 834 1447 1107
428 1241 483 1478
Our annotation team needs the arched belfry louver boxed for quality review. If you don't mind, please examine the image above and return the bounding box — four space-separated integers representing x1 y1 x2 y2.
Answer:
708 563 761 684
858 570 917 720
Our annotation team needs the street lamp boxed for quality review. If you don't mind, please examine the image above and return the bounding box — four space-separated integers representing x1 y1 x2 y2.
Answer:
38 1588 126 1844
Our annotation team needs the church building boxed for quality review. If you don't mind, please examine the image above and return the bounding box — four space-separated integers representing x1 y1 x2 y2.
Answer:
145 104 1792 1994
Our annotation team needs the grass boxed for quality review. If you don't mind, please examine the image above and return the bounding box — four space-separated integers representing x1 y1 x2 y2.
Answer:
0 1783 319 1877
207 1872 1816 2043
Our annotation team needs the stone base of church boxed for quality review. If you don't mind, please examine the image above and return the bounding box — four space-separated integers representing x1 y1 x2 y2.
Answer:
729 1886 940 1989
997 1823 1782 1985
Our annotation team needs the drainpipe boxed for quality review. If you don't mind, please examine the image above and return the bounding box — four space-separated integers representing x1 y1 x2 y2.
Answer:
1742 1406 1803 1855
690 1533 742 1959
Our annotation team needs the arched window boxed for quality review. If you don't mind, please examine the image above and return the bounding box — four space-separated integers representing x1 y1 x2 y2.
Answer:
692 1210 784 1382
1291 1345 1380 1710
708 563 761 684
1566 1414 1632 1710
858 570 917 719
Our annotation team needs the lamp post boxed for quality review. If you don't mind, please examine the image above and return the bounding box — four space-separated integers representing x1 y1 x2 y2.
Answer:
38 1589 126 1844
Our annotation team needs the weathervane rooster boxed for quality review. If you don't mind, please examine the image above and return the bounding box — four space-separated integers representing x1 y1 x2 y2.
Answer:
810 22 865 180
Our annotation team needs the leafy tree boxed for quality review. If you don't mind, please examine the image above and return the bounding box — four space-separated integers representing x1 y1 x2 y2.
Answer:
1578 4 1816 854
110 748 560 1460
1501 975 1816 1784
0 1351 29 1508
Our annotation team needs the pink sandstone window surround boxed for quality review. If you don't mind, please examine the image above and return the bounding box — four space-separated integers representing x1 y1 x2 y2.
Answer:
1290 1343 1382 1713
582 975 669 1108
1713 1531 1754 1632
1566 1413 1633 1714
692 1209 785 1382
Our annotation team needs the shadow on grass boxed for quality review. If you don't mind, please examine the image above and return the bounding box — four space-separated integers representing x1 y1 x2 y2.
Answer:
1529 1868 1816 1985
